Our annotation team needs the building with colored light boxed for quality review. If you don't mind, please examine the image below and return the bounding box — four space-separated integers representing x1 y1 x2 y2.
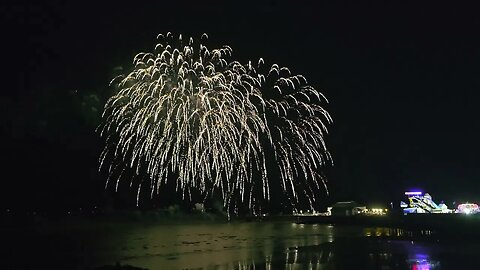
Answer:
401 191 451 214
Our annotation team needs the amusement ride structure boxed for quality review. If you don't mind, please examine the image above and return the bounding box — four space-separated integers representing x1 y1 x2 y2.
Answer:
401 191 451 214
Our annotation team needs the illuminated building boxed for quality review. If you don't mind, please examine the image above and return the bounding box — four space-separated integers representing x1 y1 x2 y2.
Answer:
330 201 366 216
401 191 451 214
456 203 479 214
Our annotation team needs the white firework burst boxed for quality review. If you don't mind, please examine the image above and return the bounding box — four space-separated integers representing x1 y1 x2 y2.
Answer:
99 33 332 214
99 33 270 211
246 60 333 210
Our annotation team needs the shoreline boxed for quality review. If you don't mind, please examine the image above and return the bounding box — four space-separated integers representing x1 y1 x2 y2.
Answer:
295 213 480 237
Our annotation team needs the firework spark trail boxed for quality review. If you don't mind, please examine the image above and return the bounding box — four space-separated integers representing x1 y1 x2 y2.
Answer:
99 33 332 213
99 33 269 209
244 59 333 210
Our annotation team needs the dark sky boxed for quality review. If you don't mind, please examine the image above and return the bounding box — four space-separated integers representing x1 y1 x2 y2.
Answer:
2 1 480 211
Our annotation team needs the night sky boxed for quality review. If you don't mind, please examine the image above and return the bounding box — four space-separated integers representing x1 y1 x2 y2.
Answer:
2 1 480 212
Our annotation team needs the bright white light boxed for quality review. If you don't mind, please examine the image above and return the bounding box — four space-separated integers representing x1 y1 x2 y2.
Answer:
405 191 422 196
100 33 332 213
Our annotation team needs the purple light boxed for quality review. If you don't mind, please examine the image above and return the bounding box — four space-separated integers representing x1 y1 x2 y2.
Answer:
405 191 423 196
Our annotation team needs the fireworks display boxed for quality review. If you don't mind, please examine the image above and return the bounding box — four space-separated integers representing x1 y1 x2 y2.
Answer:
99 33 332 214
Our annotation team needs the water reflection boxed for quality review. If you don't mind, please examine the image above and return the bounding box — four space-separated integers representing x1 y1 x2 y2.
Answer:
13 219 479 269
363 227 435 238
92 223 450 269
94 221 338 269
207 238 441 270
403 241 440 270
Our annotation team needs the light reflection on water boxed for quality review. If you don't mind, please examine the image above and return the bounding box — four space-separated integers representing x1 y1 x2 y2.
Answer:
87 222 449 269
362 227 434 238
96 221 335 269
